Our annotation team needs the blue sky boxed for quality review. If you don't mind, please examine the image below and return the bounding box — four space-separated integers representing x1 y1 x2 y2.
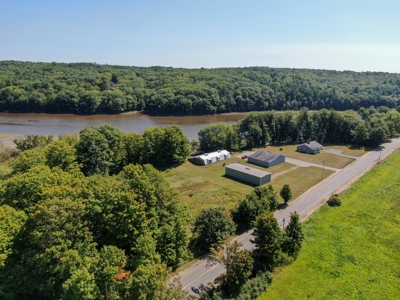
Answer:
1 0 400 72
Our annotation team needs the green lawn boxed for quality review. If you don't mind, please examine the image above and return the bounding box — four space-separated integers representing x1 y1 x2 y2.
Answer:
165 156 334 217
266 145 354 169
259 150 400 300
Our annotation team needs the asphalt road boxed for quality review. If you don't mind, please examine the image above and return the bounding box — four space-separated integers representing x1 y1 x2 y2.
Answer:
179 139 400 295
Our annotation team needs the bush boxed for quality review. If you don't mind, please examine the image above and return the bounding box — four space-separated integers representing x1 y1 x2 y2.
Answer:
327 194 342 207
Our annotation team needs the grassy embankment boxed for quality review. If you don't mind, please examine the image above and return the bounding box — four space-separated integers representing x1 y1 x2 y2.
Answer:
166 154 334 218
259 150 400 300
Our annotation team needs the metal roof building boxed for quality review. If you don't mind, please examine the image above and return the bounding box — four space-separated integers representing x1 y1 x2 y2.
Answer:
225 163 271 186
297 141 323 154
190 150 231 165
248 150 285 168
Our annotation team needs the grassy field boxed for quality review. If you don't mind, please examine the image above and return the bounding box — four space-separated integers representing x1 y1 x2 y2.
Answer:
267 145 354 169
165 156 334 217
259 150 400 300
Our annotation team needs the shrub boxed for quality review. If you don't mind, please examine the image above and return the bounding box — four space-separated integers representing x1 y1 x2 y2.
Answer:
327 194 342 207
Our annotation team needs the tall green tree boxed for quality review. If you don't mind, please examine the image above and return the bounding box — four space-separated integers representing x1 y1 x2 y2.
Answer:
210 241 254 297
280 184 293 204
233 186 278 230
282 212 304 259
251 212 283 271
193 206 236 251
164 124 191 165
198 122 239 152
77 126 111 175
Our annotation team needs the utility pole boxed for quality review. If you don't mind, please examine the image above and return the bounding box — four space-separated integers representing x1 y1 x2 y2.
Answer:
321 160 325 180
379 148 382 163
283 218 285 228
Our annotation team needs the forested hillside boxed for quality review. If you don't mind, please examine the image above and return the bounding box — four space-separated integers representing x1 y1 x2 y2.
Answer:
1 61 400 115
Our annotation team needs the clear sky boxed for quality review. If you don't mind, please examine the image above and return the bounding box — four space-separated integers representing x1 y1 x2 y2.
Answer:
1 0 400 72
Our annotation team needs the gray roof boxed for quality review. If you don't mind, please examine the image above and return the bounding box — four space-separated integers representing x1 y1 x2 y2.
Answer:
249 150 284 162
300 141 322 150
226 163 271 178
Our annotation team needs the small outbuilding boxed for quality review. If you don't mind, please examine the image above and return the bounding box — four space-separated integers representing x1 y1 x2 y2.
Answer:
297 141 323 154
190 150 231 165
248 150 285 168
225 163 271 186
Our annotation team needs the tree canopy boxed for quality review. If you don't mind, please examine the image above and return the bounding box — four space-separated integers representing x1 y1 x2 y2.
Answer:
1 61 400 115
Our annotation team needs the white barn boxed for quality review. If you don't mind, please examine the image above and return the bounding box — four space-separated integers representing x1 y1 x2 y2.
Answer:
190 150 231 165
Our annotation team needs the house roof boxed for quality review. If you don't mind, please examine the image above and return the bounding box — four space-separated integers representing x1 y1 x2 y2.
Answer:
300 141 322 150
195 150 230 161
226 163 271 178
248 150 284 162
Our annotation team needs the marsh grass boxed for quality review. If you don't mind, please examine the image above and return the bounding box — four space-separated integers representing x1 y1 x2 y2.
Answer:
259 150 400 300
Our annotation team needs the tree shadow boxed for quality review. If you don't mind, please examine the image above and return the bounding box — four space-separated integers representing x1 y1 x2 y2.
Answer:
277 203 288 210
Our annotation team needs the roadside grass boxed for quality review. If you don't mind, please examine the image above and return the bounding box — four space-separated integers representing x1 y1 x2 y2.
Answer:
323 145 367 157
259 150 400 300
266 145 354 169
165 156 334 217
271 166 333 203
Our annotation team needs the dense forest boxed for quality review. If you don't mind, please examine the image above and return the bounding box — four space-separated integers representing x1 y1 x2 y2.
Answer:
1 61 400 115
0 125 194 299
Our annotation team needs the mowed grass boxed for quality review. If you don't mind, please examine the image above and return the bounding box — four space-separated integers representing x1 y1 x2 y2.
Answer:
165 156 334 217
259 150 400 300
323 145 368 157
267 145 354 169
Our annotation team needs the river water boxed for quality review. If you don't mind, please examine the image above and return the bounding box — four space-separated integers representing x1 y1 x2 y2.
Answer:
0 112 246 140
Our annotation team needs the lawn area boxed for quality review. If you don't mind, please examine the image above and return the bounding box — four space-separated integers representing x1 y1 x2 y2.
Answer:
259 150 400 300
165 156 334 217
323 145 368 157
266 145 354 169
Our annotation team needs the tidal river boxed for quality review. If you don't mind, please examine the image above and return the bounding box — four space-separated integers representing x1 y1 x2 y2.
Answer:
0 112 246 140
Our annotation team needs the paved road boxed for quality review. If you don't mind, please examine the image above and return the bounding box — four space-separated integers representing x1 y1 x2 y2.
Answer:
179 138 400 295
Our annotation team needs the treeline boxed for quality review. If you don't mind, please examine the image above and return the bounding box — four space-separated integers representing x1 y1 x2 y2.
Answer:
1 61 400 115
197 107 400 151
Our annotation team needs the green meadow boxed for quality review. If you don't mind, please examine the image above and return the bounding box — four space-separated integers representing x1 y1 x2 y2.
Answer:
165 156 334 217
259 150 400 300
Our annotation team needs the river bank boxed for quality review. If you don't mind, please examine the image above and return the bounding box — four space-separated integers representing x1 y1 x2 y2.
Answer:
0 112 247 140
